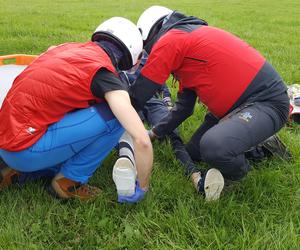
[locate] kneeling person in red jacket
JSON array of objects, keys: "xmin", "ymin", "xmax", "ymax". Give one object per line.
[{"xmin": 130, "ymin": 6, "xmax": 290, "ymax": 200}]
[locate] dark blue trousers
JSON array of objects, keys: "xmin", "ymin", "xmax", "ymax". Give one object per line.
[{"xmin": 186, "ymin": 94, "xmax": 289, "ymax": 180}]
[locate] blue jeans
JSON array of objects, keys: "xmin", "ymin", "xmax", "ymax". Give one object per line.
[
  {"xmin": 141, "ymin": 97, "xmax": 170, "ymax": 125},
  {"xmin": 0, "ymin": 103, "xmax": 124, "ymax": 183},
  {"xmin": 141, "ymin": 97, "xmax": 198, "ymax": 176}
]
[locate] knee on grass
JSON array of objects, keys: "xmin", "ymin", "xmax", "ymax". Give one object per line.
[{"xmin": 199, "ymin": 133, "xmax": 231, "ymax": 165}]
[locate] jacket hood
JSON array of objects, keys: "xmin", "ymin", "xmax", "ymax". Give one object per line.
[{"xmin": 144, "ymin": 11, "xmax": 208, "ymax": 54}]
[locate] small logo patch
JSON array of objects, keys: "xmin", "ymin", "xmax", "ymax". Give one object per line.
[
  {"xmin": 239, "ymin": 112, "xmax": 252, "ymax": 122},
  {"xmin": 26, "ymin": 127, "xmax": 36, "ymax": 135}
]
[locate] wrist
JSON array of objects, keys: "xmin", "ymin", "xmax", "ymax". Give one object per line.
[
  {"xmin": 137, "ymin": 180, "xmax": 149, "ymax": 192},
  {"xmin": 152, "ymin": 127, "xmax": 158, "ymax": 134},
  {"xmin": 140, "ymin": 186, "xmax": 149, "ymax": 192},
  {"xmin": 148, "ymin": 129, "xmax": 157, "ymax": 140}
]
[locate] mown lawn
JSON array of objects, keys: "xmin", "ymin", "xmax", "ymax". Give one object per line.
[{"xmin": 0, "ymin": 0, "xmax": 300, "ymax": 249}]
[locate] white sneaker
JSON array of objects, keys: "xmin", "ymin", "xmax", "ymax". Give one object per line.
[
  {"xmin": 112, "ymin": 157, "xmax": 136, "ymax": 196},
  {"xmin": 191, "ymin": 168, "xmax": 224, "ymax": 201}
]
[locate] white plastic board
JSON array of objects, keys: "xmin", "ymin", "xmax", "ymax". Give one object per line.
[{"xmin": 0, "ymin": 65, "xmax": 27, "ymax": 107}]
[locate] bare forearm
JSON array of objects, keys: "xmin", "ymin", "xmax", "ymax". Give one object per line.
[
  {"xmin": 104, "ymin": 90, "xmax": 154, "ymax": 190},
  {"xmin": 134, "ymin": 140, "xmax": 153, "ymax": 189}
]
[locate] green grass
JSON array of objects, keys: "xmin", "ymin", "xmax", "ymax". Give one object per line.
[{"xmin": 1, "ymin": 0, "xmax": 300, "ymax": 249}]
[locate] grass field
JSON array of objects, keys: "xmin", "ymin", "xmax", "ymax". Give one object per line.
[{"xmin": 1, "ymin": 0, "xmax": 300, "ymax": 249}]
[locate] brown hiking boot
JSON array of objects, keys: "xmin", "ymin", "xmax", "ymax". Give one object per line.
[
  {"xmin": 0, "ymin": 166, "xmax": 20, "ymax": 191},
  {"xmin": 49, "ymin": 174, "xmax": 101, "ymax": 200}
]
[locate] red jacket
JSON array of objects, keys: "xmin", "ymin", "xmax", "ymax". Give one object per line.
[
  {"xmin": 141, "ymin": 26, "xmax": 266, "ymax": 117},
  {"xmin": 0, "ymin": 42, "xmax": 115, "ymax": 151}
]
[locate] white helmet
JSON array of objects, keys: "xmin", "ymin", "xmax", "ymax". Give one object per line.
[
  {"xmin": 137, "ymin": 6, "xmax": 172, "ymax": 43},
  {"xmin": 92, "ymin": 17, "xmax": 143, "ymax": 70}
]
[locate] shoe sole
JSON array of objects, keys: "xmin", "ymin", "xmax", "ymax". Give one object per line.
[
  {"xmin": 112, "ymin": 158, "xmax": 136, "ymax": 180},
  {"xmin": 112, "ymin": 158, "xmax": 136, "ymax": 196},
  {"xmin": 204, "ymin": 168, "xmax": 224, "ymax": 201},
  {"xmin": 50, "ymin": 178, "xmax": 71, "ymax": 199}
]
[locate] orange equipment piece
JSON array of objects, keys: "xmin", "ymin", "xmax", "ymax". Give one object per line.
[{"xmin": 0, "ymin": 54, "xmax": 37, "ymax": 66}]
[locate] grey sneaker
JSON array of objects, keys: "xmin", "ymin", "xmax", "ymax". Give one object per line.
[
  {"xmin": 191, "ymin": 168, "xmax": 224, "ymax": 201},
  {"xmin": 260, "ymin": 134, "xmax": 292, "ymax": 162}
]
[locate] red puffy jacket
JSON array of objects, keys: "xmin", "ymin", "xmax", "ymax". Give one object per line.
[
  {"xmin": 141, "ymin": 26, "xmax": 266, "ymax": 117},
  {"xmin": 0, "ymin": 42, "xmax": 115, "ymax": 151}
]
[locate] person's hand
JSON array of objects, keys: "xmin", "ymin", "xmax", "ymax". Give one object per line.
[
  {"xmin": 163, "ymin": 97, "xmax": 173, "ymax": 110},
  {"xmin": 148, "ymin": 129, "xmax": 157, "ymax": 141},
  {"xmin": 118, "ymin": 181, "xmax": 148, "ymax": 204}
]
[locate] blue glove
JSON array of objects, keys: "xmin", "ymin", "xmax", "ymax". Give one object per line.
[{"xmin": 118, "ymin": 181, "xmax": 147, "ymax": 204}]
